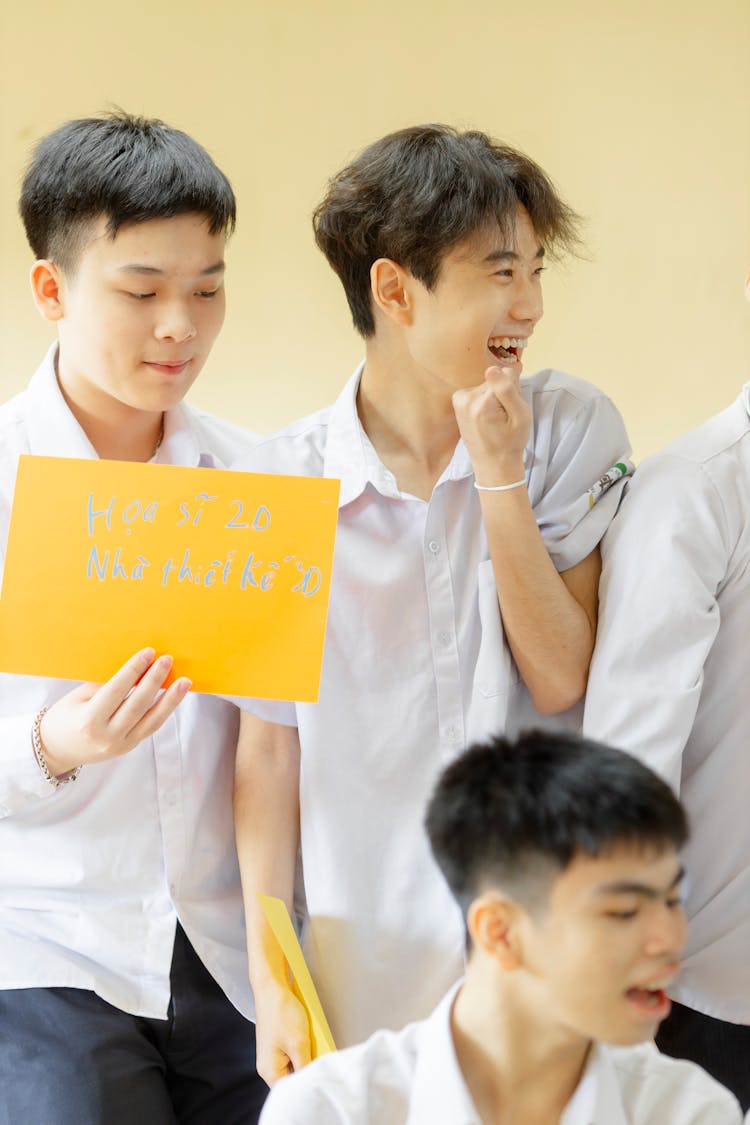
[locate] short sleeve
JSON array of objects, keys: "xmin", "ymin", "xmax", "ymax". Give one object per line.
[
  {"xmin": 583, "ymin": 454, "xmax": 730, "ymax": 791},
  {"xmin": 528, "ymin": 379, "xmax": 633, "ymax": 571},
  {"xmin": 223, "ymin": 694, "xmax": 298, "ymax": 727}
]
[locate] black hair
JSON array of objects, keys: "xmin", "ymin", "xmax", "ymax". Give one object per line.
[
  {"xmin": 19, "ymin": 110, "xmax": 236, "ymax": 271},
  {"xmin": 425, "ymin": 729, "xmax": 688, "ymax": 918},
  {"xmin": 313, "ymin": 124, "xmax": 581, "ymax": 337}
]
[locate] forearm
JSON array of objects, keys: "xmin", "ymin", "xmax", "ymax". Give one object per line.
[
  {"xmin": 479, "ymin": 485, "xmax": 598, "ymax": 714},
  {"xmin": 234, "ymin": 712, "xmax": 301, "ymax": 993}
]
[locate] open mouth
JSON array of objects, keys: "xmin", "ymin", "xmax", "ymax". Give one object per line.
[
  {"xmin": 625, "ymin": 981, "xmax": 672, "ymax": 1019},
  {"xmin": 488, "ymin": 336, "xmax": 526, "ymax": 363}
]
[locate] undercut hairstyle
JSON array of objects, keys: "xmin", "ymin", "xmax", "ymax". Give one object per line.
[
  {"xmin": 425, "ymin": 730, "xmax": 688, "ymax": 919},
  {"xmin": 20, "ymin": 111, "xmax": 236, "ymax": 273},
  {"xmin": 313, "ymin": 124, "xmax": 581, "ymax": 337}
]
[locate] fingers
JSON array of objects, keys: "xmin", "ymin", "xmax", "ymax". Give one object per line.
[
  {"xmin": 91, "ymin": 647, "xmax": 158, "ymax": 717},
  {"xmin": 484, "ymin": 364, "xmax": 522, "ymax": 413},
  {"xmin": 127, "ymin": 674, "xmax": 192, "ymax": 744}
]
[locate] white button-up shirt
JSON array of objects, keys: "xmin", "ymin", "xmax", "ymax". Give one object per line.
[
  {"xmin": 237, "ymin": 364, "xmax": 631, "ymax": 1046},
  {"xmin": 259, "ymin": 984, "xmax": 743, "ymax": 1124},
  {"xmin": 0, "ymin": 346, "xmax": 258, "ymax": 1019},
  {"xmin": 584, "ymin": 385, "xmax": 750, "ymax": 1025}
]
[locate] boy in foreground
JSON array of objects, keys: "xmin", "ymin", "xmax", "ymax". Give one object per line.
[
  {"xmin": 0, "ymin": 114, "xmax": 266, "ymax": 1122},
  {"xmin": 234, "ymin": 125, "xmax": 633, "ymax": 1074},
  {"xmin": 259, "ymin": 731, "xmax": 742, "ymax": 1124},
  {"xmin": 584, "ymin": 274, "xmax": 750, "ymax": 1109}
]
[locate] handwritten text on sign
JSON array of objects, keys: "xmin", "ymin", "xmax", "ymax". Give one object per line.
[{"xmin": 0, "ymin": 456, "xmax": 340, "ymax": 699}]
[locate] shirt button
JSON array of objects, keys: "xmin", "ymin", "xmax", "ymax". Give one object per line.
[
  {"xmin": 428, "ymin": 540, "xmax": 441, "ymax": 554},
  {"xmin": 443, "ymin": 724, "xmax": 459, "ymax": 741},
  {"xmin": 438, "ymin": 631, "xmax": 451, "ymax": 647}
]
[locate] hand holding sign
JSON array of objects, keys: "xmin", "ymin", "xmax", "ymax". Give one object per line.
[{"xmin": 39, "ymin": 647, "xmax": 190, "ymax": 777}]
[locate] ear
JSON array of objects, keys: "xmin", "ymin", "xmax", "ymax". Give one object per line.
[
  {"xmin": 370, "ymin": 258, "xmax": 412, "ymax": 327},
  {"xmin": 30, "ymin": 260, "xmax": 66, "ymax": 323},
  {"xmin": 467, "ymin": 893, "xmax": 524, "ymax": 971}
]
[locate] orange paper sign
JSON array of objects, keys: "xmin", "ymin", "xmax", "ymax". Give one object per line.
[{"xmin": 0, "ymin": 456, "xmax": 339, "ymax": 699}]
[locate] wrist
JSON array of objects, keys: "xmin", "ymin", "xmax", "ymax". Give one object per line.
[
  {"xmin": 472, "ymin": 455, "xmax": 526, "ymax": 489},
  {"xmin": 33, "ymin": 709, "xmax": 82, "ymax": 787}
]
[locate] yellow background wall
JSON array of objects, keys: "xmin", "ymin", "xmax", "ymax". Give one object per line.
[{"xmin": 1, "ymin": 0, "xmax": 749, "ymax": 459}]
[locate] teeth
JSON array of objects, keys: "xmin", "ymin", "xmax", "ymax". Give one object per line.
[{"xmin": 488, "ymin": 336, "xmax": 527, "ymax": 350}]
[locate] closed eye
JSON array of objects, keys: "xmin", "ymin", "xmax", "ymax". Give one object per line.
[
  {"xmin": 196, "ymin": 289, "xmax": 220, "ymax": 298},
  {"xmin": 127, "ymin": 292, "xmax": 156, "ymax": 300}
]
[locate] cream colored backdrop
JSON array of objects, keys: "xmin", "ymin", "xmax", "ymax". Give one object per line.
[{"xmin": 1, "ymin": 0, "xmax": 749, "ymax": 458}]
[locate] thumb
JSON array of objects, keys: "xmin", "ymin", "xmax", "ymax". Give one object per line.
[{"xmin": 288, "ymin": 1027, "xmax": 313, "ymax": 1072}]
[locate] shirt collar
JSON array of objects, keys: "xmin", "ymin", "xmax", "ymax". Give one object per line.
[
  {"xmin": 406, "ymin": 985, "xmax": 630, "ymax": 1125},
  {"xmin": 406, "ymin": 983, "xmax": 482, "ymax": 1125},
  {"xmin": 24, "ymin": 343, "xmax": 208, "ymax": 468},
  {"xmin": 322, "ymin": 362, "xmax": 477, "ymax": 509},
  {"xmin": 560, "ymin": 1042, "xmax": 629, "ymax": 1125}
]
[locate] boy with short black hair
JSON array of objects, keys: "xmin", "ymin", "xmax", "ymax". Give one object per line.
[
  {"xmin": 0, "ymin": 112, "xmax": 266, "ymax": 1123},
  {"xmin": 259, "ymin": 731, "xmax": 742, "ymax": 1123},
  {"xmin": 234, "ymin": 125, "xmax": 633, "ymax": 1077}
]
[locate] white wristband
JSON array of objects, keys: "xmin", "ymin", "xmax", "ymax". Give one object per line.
[{"xmin": 473, "ymin": 478, "xmax": 527, "ymax": 492}]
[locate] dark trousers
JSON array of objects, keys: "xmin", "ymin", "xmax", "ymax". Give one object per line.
[
  {"xmin": 656, "ymin": 999, "xmax": 750, "ymax": 1112},
  {"xmin": 0, "ymin": 924, "xmax": 268, "ymax": 1125}
]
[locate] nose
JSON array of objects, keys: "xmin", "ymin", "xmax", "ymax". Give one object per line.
[
  {"xmin": 154, "ymin": 301, "xmax": 197, "ymax": 344},
  {"xmin": 643, "ymin": 902, "xmax": 687, "ymax": 960},
  {"xmin": 509, "ymin": 275, "xmax": 543, "ymax": 325}
]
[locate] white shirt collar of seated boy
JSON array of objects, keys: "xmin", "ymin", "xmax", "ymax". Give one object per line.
[
  {"xmin": 406, "ymin": 983, "xmax": 614, "ymax": 1125},
  {"xmin": 23, "ymin": 344, "xmax": 211, "ymax": 469}
]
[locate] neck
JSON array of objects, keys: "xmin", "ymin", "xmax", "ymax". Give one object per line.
[
  {"xmin": 358, "ymin": 338, "xmax": 461, "ymax": 499},
  {"xmin": 55, "ymin": 359, "xmax": 164, "ymax": 463},
  {"xmin": 451, "ymin": 970, "xmax": 592, "ymax": 1125}
]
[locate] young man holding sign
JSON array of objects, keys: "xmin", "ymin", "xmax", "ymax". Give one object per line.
[
  {"xmin": 0, "ymin": 114, "xmax": 267, "ymax": 1122},
  {"xmin": 234, "ymin": 126, "xmax": 633, "ymax": 1076}
]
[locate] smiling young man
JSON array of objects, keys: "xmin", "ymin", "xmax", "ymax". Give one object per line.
[
  {"xmin": 0, "ymin": 114, "xmax": 266, "ymax": 1123},
  {"xmin": 233, "ymin": 125, "xmax": 634, "ymax": 1076},
  {"xmin": 258, "ymin": 731, "xmax": 742, "ymax": 1124}
]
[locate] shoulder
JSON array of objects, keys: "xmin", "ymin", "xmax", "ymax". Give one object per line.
[
  {"xmin": 523, "ymin": 369, "xmax": 629, "ymax": 463},
  {"xmin": 606, "ymin": 1042, "xmax": 742, "ymax": 1123},
  {"xmin": 0, "ymin": 389, "xmax": 31, "ymax": 501},
  {"xmin": 524, "ymin": 368, "xmax": 623, "ymax": 428},
  {"xmin": 260, "ymin": 1023, "xmax": 420, "ymax": 1125},
  {"xmin": 0, "ymin": 386, "xmax": 30, "ymax": 442},
  {"xmin": 181, "ymin": 404, "xmax": 261, "ymax": 465},
  {"xmin": 615, "ymin": 398, "xmax": 750, "ymax": 541},
  {"xmin": 232, "ymin": 404, "xmax": 334, "ymax": 476}
]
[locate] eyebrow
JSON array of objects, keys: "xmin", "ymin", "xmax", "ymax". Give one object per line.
[
  {"xmin": 481, "ymin": 245, "xmax": 545, "ymax": 264},
  {"xmin": 594, "ymin": 866, "xmax": 685, "ymax": 899},
  {"xmin": 116, "ymin": 261, "xmax": 226, "ymax": 277}
]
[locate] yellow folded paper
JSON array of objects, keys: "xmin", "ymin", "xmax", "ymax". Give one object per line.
[{"xmin": 258, "ymin": 894, "xmax": 336, "ymax": 1058}]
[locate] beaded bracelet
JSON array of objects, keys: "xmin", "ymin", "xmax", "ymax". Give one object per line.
[
  {"xmin": 473, "ymin": 478, "xmax": 527, "ymax": 492},
  {"xmin": 32, "ymin": 707, "xmax": 82, "ymax": 789}
]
